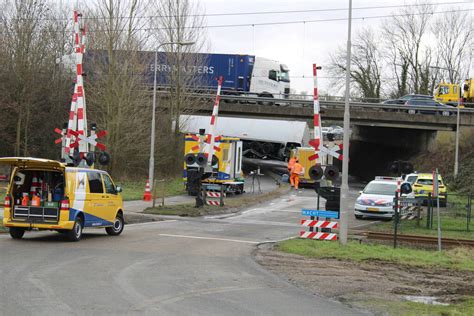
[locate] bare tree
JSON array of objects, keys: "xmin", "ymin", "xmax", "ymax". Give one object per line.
[
  {"xmin": 84, "ymin": 0, "xmax": 153, "ymax": 176},
  {"xmin": 151, "ymin": 0, "xmax": 209, "ymax": 174},
  {"xmin": 382, "ymin": 2, "xmax": 436, "ymax": 95},
  {"xmin": 329, "ymin": 27, "xmax": 383, "ymax": 102},
  {"xmin": 0, "ymin": 0, "xmax": 71, "ymax": 157},
  {"xmin": 432, "ymin": 9, "xmax": 473, "ymax": 83}
]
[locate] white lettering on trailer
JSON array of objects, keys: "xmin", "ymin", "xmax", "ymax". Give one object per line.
[{"xmin": 150, "ymin": 64, "xmax": 215, "ymax": 74}]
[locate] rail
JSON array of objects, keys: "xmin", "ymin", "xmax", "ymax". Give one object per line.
[{"xmin": 362, "ymin": 231, "xmax": 474, "ymax": 247}]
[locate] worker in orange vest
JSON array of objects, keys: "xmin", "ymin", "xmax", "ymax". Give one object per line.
[
  {"xmin": 287, "ymin": 157, "xmax": 296, "ymax": 172},
  {"xmin": 290, "ymin": 158, "xmax": 304, "ymax": 190}
]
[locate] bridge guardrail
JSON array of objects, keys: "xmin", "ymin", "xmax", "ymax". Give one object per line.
[{"xmin": 155, "ymin": 90, "xmax": 474, "ymax": 116}]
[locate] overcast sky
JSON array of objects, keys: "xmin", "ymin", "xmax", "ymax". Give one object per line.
[{"xmin": 198, "ymin": 0, "xmax": 472, "ymax": 94}]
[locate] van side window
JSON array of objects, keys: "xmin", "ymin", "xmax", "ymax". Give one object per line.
[
  {"xmin": 88, "ymin": 172, "xmax": 104, "ymax": 193},
  {"xmin": 102, "ymin": 174, "xmax": 116, "ymax": 194}
]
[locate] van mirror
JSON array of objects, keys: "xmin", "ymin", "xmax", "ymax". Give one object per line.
[
  {"xmin": 400, "ymin": 182, "xmax": 412, "ymax": 194},
  {"xmin": 116, "ymin": 186, "xmax": 123, "ymax": 193},
  {"xmin": 359, "ymin": 190, "xmax": 363, "ymax": 195}
]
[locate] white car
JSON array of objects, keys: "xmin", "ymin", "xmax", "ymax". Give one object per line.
[{"xmin": 354, "ymin": 177, "xmax": 414, "ymax": 220}]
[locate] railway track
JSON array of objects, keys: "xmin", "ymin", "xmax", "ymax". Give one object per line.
[{"xmin": 363, "ymin": 231, "xmax": 474, "ymax": 247}]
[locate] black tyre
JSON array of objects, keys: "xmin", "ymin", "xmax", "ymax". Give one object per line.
[
  {"xmin": 355, "ymin": 215, "xmax": 363, "ymax": 220},
  {"xmin": 9, "ymin": 227, "xmax": 25, "ymax": 239},
  {"xmin": 67, "ymin": 217, "xmax": 83, "ymax": 242},
  {"xmin": 106, "ymin": 214, "xmax": 124, "ymax": 236}
]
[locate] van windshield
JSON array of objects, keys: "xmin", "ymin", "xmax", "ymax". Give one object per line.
[
  {"xmin": 363, "ymin": 182, "xmax": 397, "ymax": 195},
  {"xmin": 406, "ymin": 176, "xmax": 417, "ymax": 184}
]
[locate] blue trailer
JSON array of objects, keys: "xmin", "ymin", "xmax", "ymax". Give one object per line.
[
  {"xmin": 148, "ymin": 53, "xmax": 256, "ymax": 93},
  {"xmin": 84, "ymin": 50, "xmax": 290, "ymax": 98}
]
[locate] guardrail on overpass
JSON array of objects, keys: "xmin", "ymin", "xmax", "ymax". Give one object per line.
[{"xmin": 163, "ymin": 93, "xmax": 474, "ymax": 131}]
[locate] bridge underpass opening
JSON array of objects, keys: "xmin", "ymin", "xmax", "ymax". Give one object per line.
[{"xmin": 348, "ymin": 125, "xmax": 437, "ymax": 180}]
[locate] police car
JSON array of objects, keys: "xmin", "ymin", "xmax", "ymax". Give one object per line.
[{"xmin": 354, "ymin": 176, "xmax": 414, "ymax": 220}]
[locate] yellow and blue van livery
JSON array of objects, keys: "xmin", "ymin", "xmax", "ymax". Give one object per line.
[
  {"xmin": 183, "ymin": 134, "xmax": 244, "ymax": 194},
  {"xmin": 1, "ymin": 157, "xmax": 124, "ymax": 241}
]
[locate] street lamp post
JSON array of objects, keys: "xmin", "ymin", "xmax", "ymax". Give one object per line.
[
  {"xmin": 149, "ymin": 41, "xmax": 195, "ymax": 192},
  {"xmin": 430, "ymin": 66, "xmax": 462, "ymax": 178},
  {"xmin": 339, "ymin": 0, "xmax": 352, "ymax": 246}
]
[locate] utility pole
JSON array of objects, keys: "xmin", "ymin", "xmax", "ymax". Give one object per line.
[
  {"xmin": 454, "ymin": 97, "xmax": 461, "ymax": 177},
  {"xmin": 339, "ymin": 0, "xmax": 352, "ymax": 246},
  {"xmin": 429, "ymin": 66, "xmax": 462, "ymax": 178},
  {"xmin": 148, "ymin": 41, "xmax": 194, "ymax": 191}
]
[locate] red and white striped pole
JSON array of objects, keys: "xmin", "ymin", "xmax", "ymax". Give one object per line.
[
  {"xmin": 207, "ymin": 76, "xmax": 223, "ymax": 167},
  {"xmin": 65, "ymin": 7, "xmax": 88, "ymax": 157},
  {"xmin": 312, "ymin": 64, "xmax": 323, "ymax": 155}
]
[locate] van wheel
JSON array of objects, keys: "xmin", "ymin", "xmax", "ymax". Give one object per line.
[
  {"xmin": 106, "ymin": 214, "xmax": 124, "ymax": 236},
  {"xmin": 67, "ymin": 217, "xmax": 83, "ymax": 242},
  {"xmin": 9, "ymin": 227, "xmax": 25, "ymax": 239},
  {"xmin": 355, "ymin": 215, "xmax": 363, "ymax": 220}
]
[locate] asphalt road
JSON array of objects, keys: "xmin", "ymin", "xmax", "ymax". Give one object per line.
[{"xmin": 0, "ymin": 184, "xmax": 371, "ymax": 315}]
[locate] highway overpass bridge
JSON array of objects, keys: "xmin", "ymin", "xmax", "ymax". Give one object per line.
[
  {"xmin": 197, "ymin": 95, "xmax": 474, "ymax": 131},
  {"xmin": 165, "ymin": 93, "xmax": 474, "ymax": 178}
]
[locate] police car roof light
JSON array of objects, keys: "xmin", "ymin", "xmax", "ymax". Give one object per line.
[{"xmin": 374, "ymin": 176, "xmax": 401, "ymax": 181}]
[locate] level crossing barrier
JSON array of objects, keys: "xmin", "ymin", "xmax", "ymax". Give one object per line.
[
  {"xmin": 202, "ymin": 184, "xmax": 225, "ymax": 207},
  {"xmin": 300, "ymin": 209, "xmax": 339, "ymax": 241}
]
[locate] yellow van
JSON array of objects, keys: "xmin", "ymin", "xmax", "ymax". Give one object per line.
[
  {"xmin": 405, "ymin": 172, "xmax": 447, "ymax": 205},
  {"xmin": 1, "ymin": 157, "xmax": 124, "ymax": 241}
]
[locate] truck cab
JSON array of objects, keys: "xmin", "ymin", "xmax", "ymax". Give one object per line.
[
  {"xmin": 434, "ymin": 82, "xmax": 459, "ymax": 106},
  {"xmin": 250, "ymin": 57, "xmax": 290, "ymax": 99},
  {"xmin": 435, "ymin": 79, "xmax": 474, "ymax": 107},
  {"xmin": 1, "ymin": 157, "xmax": 124, "ymax": 241}
]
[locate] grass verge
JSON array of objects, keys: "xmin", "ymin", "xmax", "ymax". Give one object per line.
[
  {"xmin": 115, "ymin": 177, "xmax": 186, "ymax": 201},
  {"xmin": 144, "ymin": 185, "xmax": 289, "ymax": 217},
  {"xmin": 277, "ymin": 239, "xmax": 474, "ymax": 271}
]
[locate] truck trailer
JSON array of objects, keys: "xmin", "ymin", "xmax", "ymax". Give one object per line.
[
  {"xmin": 147, "ymin": 53, "xmax": 290, "ymax": 99},
  {"xmin": 180, "ymin": 115, "xmax": 310, "ymax": 162},
  {"xmin": 83, "ymin": 51, "xmax": 290, "ymax": 100}
]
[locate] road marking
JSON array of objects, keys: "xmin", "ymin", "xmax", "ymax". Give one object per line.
[
  {"xmin": 127, "ymin": 220, "xmax": 177, "ymax": 227},
  {"xmin": 228, "ymin": 219, "xmax": 300, "ymax": 227},
  {"xmin": 159, "ymin": 233, "xmax": 260, "ymax": 244},
  {"xmin": 270, "ymin": 209, "xmax": 300, "ymax": 213}
]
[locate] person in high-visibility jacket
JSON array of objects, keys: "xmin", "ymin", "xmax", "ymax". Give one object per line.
[
  {"xmin": 287, "ymin": 157, "xmax": 296, "ymax": 172},
  {"xmin": 290, "ymin": 159, "xmax": 304, "ymax": 190}
]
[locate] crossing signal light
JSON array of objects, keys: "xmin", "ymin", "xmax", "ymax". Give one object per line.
[
  {"xmin": 185, "ymin": 153, "xmax": 196, "ymax": 165},
  {"xmin": 98, "ymin": 151, "xmax": 110, "ymax": 165},
  {"xmin": 196, "ymin": 153, "xmax": 208, "ymax": 166},
  {"xmin": 308, "ymin": 165, "xmax": 324, "ymax": 180},
  {"xmin": 324, "ymin": 165, "xmax": 340, "ymax": 181}
]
